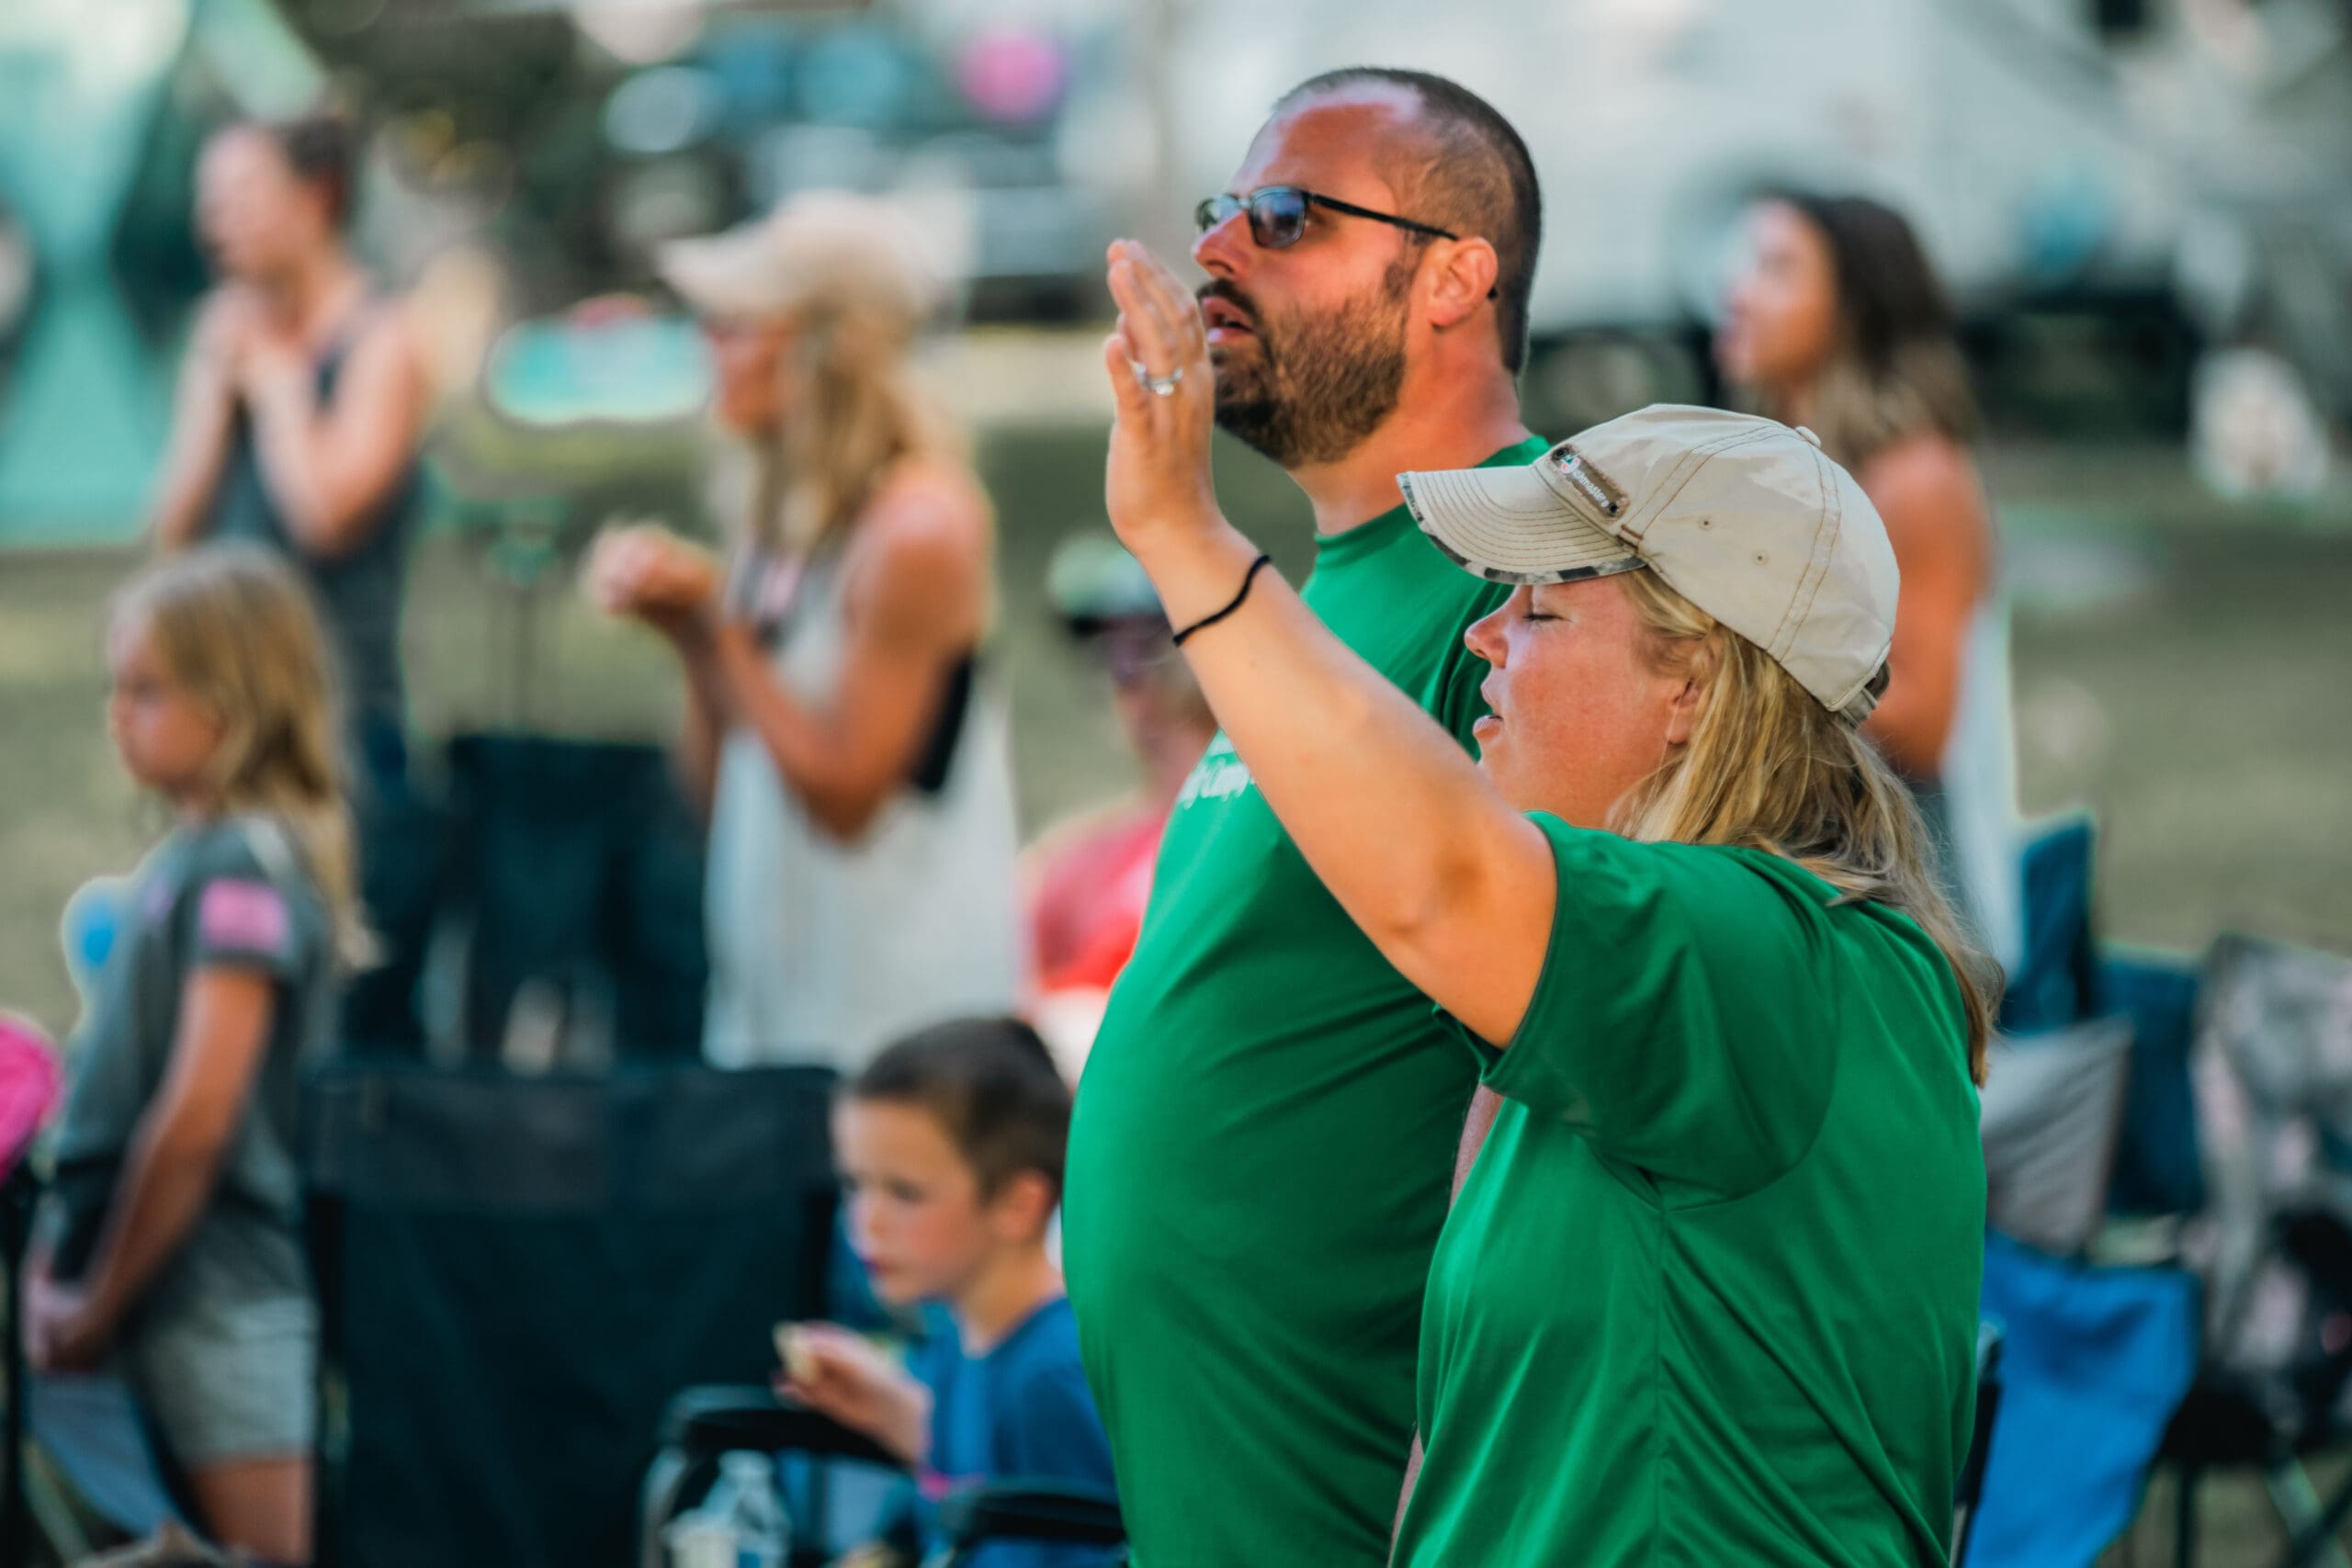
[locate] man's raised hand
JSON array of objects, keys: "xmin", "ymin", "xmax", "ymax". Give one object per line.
[{"xmin": 1102, "ymin": 240, "xmax": 1220, "ymax": 558}]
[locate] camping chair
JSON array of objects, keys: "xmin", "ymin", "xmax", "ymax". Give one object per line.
[
  {"xmin": 639, "ymin": 1385, "xmax": 905, "ymax": 1566},
  {"xmin": 1963, "ymin": 815, "xmax": 2208, "ymax": 1566},
  {"xmin": 1952, "ymin": 1322, "xmax": 2005, "ymax": 1567},
  {"xmin": 1972, "ymin": 1234, "xmax": 2201, "ymax": 1568},
  {"xmin": 639, "ymin": 1385, "xmax": 1124, "ymax": 1568},
  {"xmin": 1982, "ymin": 812, "xmax": 2140, "ymax": 1259},
  {"xmin": 439, "ymin": 735, "xmax": 709, "ymax": 1066},
  {"xmin": 2098, "ymin": 948, "xmax": 2208, "ymax": 1225},
  {"xmin": 1981, "ymin": 1016, "xmax": 2135, "ymax": 1256},
  {"xmin": 1995, "ymin": 813, "xmax": 2211, "ymax": 1227},
  {"xmin": 935, "ymin": 1480, "xmax": 1125, "ymax": 1566},
  {"xmin": 1972, "ymin": 1045, "xmax": 2205, "ymax": 1568},
  {"xmin": 2165, "ymin": 932, "xmax": 2352, "ymax": 1568},
  {"xmin": 303, "ymin": 1059, "xmax": 842, "ymax": 1568}
]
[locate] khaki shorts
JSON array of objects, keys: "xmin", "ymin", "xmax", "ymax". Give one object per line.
[
  {"xmin": 119, "ymin": 1287, "xmax": 317, "ymax": 1465},
  {"xmin": 115, "ymin": 1209, "xmax": 317, "ymax": 1469}
]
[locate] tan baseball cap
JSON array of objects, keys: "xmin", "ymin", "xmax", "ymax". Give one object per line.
[
  {"xmin": 657, "ymin": 189, "xmax": 944, "ymax": 333},
  {"xmin": 1397, "ymin": 404, "xmax": 1899, "ymax": 724}
]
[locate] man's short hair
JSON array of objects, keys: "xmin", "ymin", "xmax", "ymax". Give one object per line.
[
  {"xmin": 847, "ymin": 1016, "xmax": 1070, "ymax": 1201},
  {"xmin": 1278, "ymin": 68, "xmax": 1543, "ymax": 375}
]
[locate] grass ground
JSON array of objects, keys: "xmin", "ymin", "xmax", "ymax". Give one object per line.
[{"xmin": 2, "ymin": 426, "xmax": 2348, "ymax": 1561}]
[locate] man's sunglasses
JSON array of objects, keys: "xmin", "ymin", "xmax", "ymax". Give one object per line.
[
  {"xmin": 1194, "ymin": 186, "xmax": 1497, "ymax": 299},
  {"xmin": 1194, "ymin": 186, "xmax": 1460, "ymax": 250}
]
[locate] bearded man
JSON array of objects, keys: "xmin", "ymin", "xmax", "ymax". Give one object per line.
[{"xmin": 1061, "ymin": 67, "xmax": 1549, "ymax": 1568}]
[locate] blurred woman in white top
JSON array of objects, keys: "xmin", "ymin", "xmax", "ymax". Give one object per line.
[
  {"xmin": 1716, "ymin": 191, "xmax": 2024, "ymax": 975},
  {"xmin": 587, "ymin": 192, "xmax": 1021, "ymax": 1068}
]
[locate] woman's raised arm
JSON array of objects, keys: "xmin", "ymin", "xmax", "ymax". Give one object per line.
[{"xmin": 1101, "ymin": 241, "xmax": 1554, "ymax": 1045}]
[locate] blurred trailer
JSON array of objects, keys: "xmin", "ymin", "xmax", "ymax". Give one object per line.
[{"xmin": 1139, "ymin": 0, "xmax": 2352, "ymax": 430}]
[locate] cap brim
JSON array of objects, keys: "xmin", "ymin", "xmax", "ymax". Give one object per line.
[
  {"xmin": 1398, "ymin": 464, "xmax": 1645, "ymax": 585},
  {"xmin": 656, "ymin": 229, "xmax": 789, "ymax": 320}
]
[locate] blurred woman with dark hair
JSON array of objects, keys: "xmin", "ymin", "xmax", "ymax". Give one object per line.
[
  {"xmin": 152, "ymin": 113, "xmax": 428, "ymax": 789},
  {"xmin": 151, "ymin": 112, "xmax": 432, "ymax": 1047},
  {"xmin": 1716, "ymin": 192, "xmax": 2022, "ymax": 972}
]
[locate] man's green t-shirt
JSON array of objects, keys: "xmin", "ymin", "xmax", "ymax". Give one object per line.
[
  {"xmin": 1395, "ymin": 816, "xmax": 1986, "ymax": 1568},
  {"xmin": 1062, "ymin": 439, "xmax": 1541, "ymax": 1568}
]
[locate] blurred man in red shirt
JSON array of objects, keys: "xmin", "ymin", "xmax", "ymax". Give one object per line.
[{"xmin": 1024, "ymin": 535, "xmax": 1216, "ymax": 1048}]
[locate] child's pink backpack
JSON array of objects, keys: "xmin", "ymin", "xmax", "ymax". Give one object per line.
[{"xmin": 0, "ymin": 1012, "xmax": 62, "ymax": 1173}]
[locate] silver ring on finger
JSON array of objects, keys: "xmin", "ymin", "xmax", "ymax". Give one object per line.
[{"xmin": 1147, "ymin": 367, "xmax": 1184, "ymax": 397}]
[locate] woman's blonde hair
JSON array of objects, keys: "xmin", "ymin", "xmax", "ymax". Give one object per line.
[
  {"xmin": 110, "ymin": 545, "xmax": 372, "ymax": 969},
  {"xmin": 1612, "ymin": 569, "xmax": 1996, "ymax": 1083},
  {"xmin": 743, "ymin": 302, "xmax": 959, "ymax": 557}
]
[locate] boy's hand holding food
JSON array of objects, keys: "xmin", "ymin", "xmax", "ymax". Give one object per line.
[{"xmin": 774, "ymin": 1321, "xmax": 930, "ymax": 1466}]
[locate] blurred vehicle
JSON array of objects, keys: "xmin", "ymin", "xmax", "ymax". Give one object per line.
[
  {"xmin": 1146, "ymin": 0, "xmax": 2352, "ymax": 434},
  {"xmin": 587, "ymin": 11, "xmax": 1120, "ymax": 321}
]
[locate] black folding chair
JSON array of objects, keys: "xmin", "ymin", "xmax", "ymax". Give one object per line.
[
  {"xmin": 639, "ymin": 1385, "xmax": 903, "ymax": 1567},
  {"xmin": 2163, "ymin": 1203, "xmax": 2352, "ymax": 1568},
  {"xmin": 1951, "ymin": 1320, "xmax": 2005, "ymax": 1567},
  {"xmin": 305, "ymin": 1061, "xmax": 842, "ymax": 1568},
  {"xmin": 2162, "ymin": 934, "xmax": 2352, "ymax": 1568},
  {"xmin": 938, "ymin": 1478, "xmax": 1125, "ymax": 1563},
  {"xmin": 640, "ymin": 1386, "xmax": 1124, "ymax": 1568}
]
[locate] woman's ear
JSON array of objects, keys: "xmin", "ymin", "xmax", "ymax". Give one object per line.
[{"xmin": 1662, "ymin": 675, "xmax": 1703, "ymax": 747}]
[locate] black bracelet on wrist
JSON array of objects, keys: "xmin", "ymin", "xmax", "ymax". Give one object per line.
[{"xmin": 1170, "ymin": 553, "xmax": 1275, "ymax": 647}]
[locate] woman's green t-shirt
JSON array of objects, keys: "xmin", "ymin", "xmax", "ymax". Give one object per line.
[{"xmin": 1395, "ymin": 816, "xmax": 1985, "ymax": 1568}]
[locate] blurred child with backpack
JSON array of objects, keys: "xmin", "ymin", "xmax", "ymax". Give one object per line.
[{"xmin": 27, "ymin": 544, "xmax": 365, "ymax": 1563}]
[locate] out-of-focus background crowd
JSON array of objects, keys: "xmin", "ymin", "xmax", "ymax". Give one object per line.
[
  {"xmin": 4, "ymin": 0, "xmax": 2346, "ymax": 1035},
  {"xmin": 2, "ymin": 1, "xmax": 2350, "ymax": 1564}
]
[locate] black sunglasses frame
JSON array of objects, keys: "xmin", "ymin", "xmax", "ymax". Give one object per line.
[
  {"xmin": 1193, "ymin": 186, "xmax": 1459, "ymax": 249},
  {"xmin": 1193, "ymin": 186, "xmax": 1498, "ymax": 299}
]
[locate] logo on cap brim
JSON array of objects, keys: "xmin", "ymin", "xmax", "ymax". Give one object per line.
[{"xmin": 1548, "ymin": 446, "xmax": 1626, "ymax": 519}]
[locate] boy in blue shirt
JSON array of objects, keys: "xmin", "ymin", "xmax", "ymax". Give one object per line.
[{"xmin": 779, "ymin": 1018, "xmax": 1115, "ymax": 1567}]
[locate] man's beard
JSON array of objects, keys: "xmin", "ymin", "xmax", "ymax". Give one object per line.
[{"xmin": 1204, "ymin": 257, "xmax": 1413, "ymax": 468}]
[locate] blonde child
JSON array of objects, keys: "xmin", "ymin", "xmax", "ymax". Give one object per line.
[{"xmin": 28, "ymin": 543, "xmax": 366, "ymax": 1563}]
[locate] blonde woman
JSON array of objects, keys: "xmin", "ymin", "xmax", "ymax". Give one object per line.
[
  {"xmin": 1715, "ymin": 191, "xmax": 2022, "ymax": 970},
  {"xmin": 1092, "ymin": 243, "xmax": 1992, "ymax": 1565},
  {"xmin": 587, "ymin": 193, "xmax": 1021, "ymax": 1069},
  {"xmin": 28, "ymin": 544, "xmax": 366, "ymax": 1562}
]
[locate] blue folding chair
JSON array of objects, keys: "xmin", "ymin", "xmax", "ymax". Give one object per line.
[
  {"xmin": 1969, "ymin": 813, "xmax": 2210, "ymax": 1565},
  {"xmin": 1971, "ymin": 1235, "xmax": 2201, "ymax": 1567}
]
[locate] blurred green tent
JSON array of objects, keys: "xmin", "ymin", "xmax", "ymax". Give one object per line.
[{"xmin": 0, "ymin": 0, "xmax": 322, "ymax": 547}]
